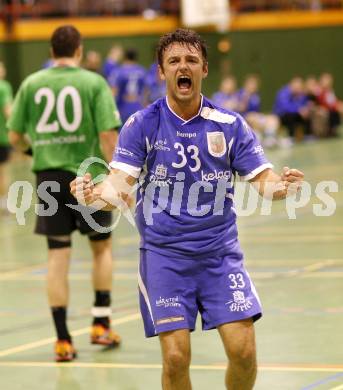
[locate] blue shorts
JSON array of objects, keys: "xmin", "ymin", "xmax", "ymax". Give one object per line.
[{"xmin": 138, "ymin": 249, "xmax": 262, "ymax": 337}]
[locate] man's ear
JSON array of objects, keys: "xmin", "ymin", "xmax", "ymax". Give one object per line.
[
  {"xmin": 158, "ymin": 64, "xmax": 166, "ymax": 81},
  {"xmin": 75, "ymin": 45, "xmax": 83, "ymax": 64},
  {"xmin": 203, "ymin": 62, "xmax": 209, "ymax": 79}
]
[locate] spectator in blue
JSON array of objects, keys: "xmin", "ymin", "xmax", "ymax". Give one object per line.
[
  {"xmin": 110, "ymin": 48, "xmax": 147, "ymax": 124},
  {"xmin": 236, "ymin": 74, "xmax": 261, "ymax": 115},
  {"xmin": 102, "ymin": 45, "xmax": 123, "ymax": 82},
  {"xmin": 273, "ymin": 77, "xmax": 310, "ymax": 139},
  {"xmin": 211, "ymin": 75, "xmax": 239, "ymax": 111},
  {"xmin": 238, "ymin": 75, "xmax": 280, "ymax": 148}
]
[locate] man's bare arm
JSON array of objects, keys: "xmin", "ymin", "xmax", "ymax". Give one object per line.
[
  {"xmin": 70, "ymin": 169, "xmax": 137, "ymax": 211},
  {"xmin": 8, "ymin": 130, "xmax": 31, "ymax": 153},
  {"xmin": 99, "ymin": 130, "xmax": 118, "ymax": 163},
  {"xmin": 4, "ymin": 103, "xmax": 12, "ymax": 120}
]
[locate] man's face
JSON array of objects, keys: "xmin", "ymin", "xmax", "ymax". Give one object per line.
[
  {"xmin": 245, "ymin": 78, "xmax": 258, "ymax": 94},
  {"xmin": 221, "ymin": 78, "xmax": 236, "ymax": 94},
  {"xmin": 320, "ymin": 73, "xmax": 333, "ymax": 89},
  {"xmin": 158, "ymin": 42, "xmax": 208, "ymax": 104},
  {"xmin": 290, "ymin": 78, "xmax": 304, "ymax": 95}
]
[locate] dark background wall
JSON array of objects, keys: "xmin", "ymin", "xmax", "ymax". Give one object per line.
[{"xmin": 1, "ymin": 26, "xmax": 343, "ymax": 111}]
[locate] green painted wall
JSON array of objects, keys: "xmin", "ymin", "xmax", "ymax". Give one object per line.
[
  {"xmin": 1, "ymin": 25, "xmax": 343, "ymax": 111},
  {"xmin": 220, "ymin": 26, "xmax": 343, "ymax": 110}
]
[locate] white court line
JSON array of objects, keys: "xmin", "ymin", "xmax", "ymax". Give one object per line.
[
  {"xmin": 0, "ymin": 272, "xmax": 138, "ymax": 281},
  {"xmin": 0, "ymin": 362, "xmax": 342, "ymax": 373},
  {"xmin": 301, "ymin": 272, "xmax": 343, "ymax": 279},
  {"xmin": 0, "ymin": 263, "xmax": 48, "ymax": 279},
  {"xmin": 2, "ymin": 257, "xmax": 341, "ymax": 281},
  {"xmin": 247, "ymin": 259, "xmax": 339, "ymax": 280},
  {"xmin": 1, "ymin": 259, "xmax": 340, "ymax": 282},
  {"xmin": 281, "ymin": 260, "xmax": 337, "ymax": 277},
  {"xmin": 2, "ymin": 270, "xmax": 343, "ymax": 282},
  {"xmin": 330, "ymin": 385, "xmax": 343, "ymax": 390},
  {"xmin": 0, "ymin": 312, "xmax": 140, "ymax": 358}
]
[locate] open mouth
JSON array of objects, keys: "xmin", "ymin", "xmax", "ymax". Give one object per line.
[{"xmin": 177, "ymin": 75, "xmax": 192, "ymax": 90}]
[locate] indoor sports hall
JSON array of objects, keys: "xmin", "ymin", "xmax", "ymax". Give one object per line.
[{"xmin": 0, "ymin": 1, "xmax": 342, "ymax": 389}]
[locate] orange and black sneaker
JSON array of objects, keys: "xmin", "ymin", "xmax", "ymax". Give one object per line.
[
  {"xmin": 90, "ymin": 324, "xmax": 121, "ymax": 347},
  {"xmin": 55, "ymin": 340, "xmax": 77, "ymax": 362}
]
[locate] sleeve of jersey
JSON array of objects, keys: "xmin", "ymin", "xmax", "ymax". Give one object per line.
[
  {"xmin": 109, "ymin": 115, "xmax": 146, "ymax": 179},
  {"xmin": 6, "ymin": 83, "xmax": 26, "ymax": 133},
  {"xmin": 94, "ymin": 78, "xmax": 122, "ymax": 132},
  {"xmin": 231, "ymin": 117, "xmax": 273, "ymax": 181}
]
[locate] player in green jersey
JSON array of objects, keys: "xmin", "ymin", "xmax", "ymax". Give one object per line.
[
  {"xmin": 0, "ymin": 61, "xmax": 13, "ymax": 211},
  {"xmin": 7, "ymin": 25, "xmax": 122, "ymax": 362}
]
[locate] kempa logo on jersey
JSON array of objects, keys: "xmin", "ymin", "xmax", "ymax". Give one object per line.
[
  {"xmin": 201, "ymin": 169, "xmax": 231, "ymax": 182},
  {"xmin": 226, "ymin": 291, "xmax": 253, "ymax": 313},
  {"xmin": 156, "ymin": 296, "xmax": 181, "ymax": 308},
  {"xmin": 176, "ymin": 130, "xmax": 196, "ymax": 138}
]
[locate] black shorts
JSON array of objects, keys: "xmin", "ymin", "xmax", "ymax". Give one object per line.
[
  {"xmin": 0, "ymin": 146, "xmax": 11, "ymax": 163},
  {"xmin": 35, "ymin": 169, "xmax": 112, "ymax": 237}
]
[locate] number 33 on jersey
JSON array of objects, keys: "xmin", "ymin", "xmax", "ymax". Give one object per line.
[{"xmin": 111, "ymin": 96, "xmax": 272, "ymax": 257}]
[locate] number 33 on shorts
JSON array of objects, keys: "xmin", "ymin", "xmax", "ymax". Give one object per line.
[{"xmin": 228, "ymin": 273, "xmax": 246, "ymax": 289}]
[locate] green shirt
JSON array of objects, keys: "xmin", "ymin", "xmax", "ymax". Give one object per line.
[
  {"xmin": 0, "ymin": 79, "xmax": 13, "ymax": 146},
  {"xmin": 7, "ymin": 66, "xmax": 121, "ymax": 177}
]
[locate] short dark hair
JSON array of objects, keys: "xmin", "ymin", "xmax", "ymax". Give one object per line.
[
  {"xmin": 124, "ymin": 48, "xmax": 138, "ymax": 62},
  {"xmin": 157, "ymin": 28, "xmax": 208, "ymax": 68},
  {"xmin": 51, "ymin": 25, "xmax": 81, "ymax": 58}
]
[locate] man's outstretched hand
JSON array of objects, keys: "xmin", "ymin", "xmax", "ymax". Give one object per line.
[
  {"xmin": 70, "ymin": 173, "xmax": 99, "ymax": 206},
  {"xmin": 281, "ymin": 166, "xmax": 304, "ymax": 195}
]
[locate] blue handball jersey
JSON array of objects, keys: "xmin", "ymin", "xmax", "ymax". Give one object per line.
[
  {"xmin": 111, "ymin": 96, "xmax": 272, "ymax": 258},
  {"xmin": 111, "ymin": 63, "xmax": 147, "ymax": 124}
]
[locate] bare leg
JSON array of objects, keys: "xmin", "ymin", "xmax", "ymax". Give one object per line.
[
  {"xmin": 89, "ymin": 237, "xmax": 112, "ymax": 291},
  {"xmin": 47, "ymin": 243, "xmax": 71, "ymax": 307},
  {"xmin": 218, "ymin": 319, "xmax": 257, "ymax": 390},
  {"xmin": 159, "ymin": 329, "xmax": 192, "ymax": 390}
]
